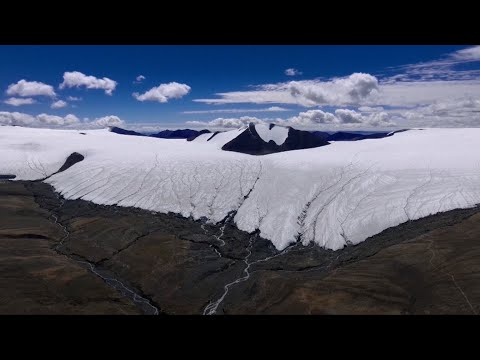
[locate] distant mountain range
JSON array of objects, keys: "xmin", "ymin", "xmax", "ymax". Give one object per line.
[
  {"xmin": 150, "ymin": 129, "xmax": 211, "ymax": 140},
  {"xmin": 311, "ymin": 130, "xmax": 411, "ymax": 141},
  {"xmin": 108, "ymin": 127, "xmax": 147, "ymax": 137},
  {"xmin": 109, "ymin": 125, "xmax": 410, "ymax": 155},
  {"xmin": 200, "ymin": 126, "xmax": 412, "ymax": 155},
  {"xmin": 109, "ymin": 127, "xmax": 210, "ymax": 140}
]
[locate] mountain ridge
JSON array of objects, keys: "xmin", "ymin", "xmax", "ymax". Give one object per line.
[{"xmin": 109, "ymin": 126, "xmax": 210, "ymax": 140}]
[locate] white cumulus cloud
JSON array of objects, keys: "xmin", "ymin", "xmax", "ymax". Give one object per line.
[
  {"xmin": 6, "ymin": 79, "xmax": 56, "ymax": 97},
  {"xmin": 288, "ymin": 110, "xmax": 338, "ymax": 126},
  {"xmin": 289, "ymin": 109, "xmax": 394, "ymax": 128},
  {"xmin": 67, "ymin": 96, "xmax": 82, "ymax": 101},
  {"xmin": 4, "ymin": 97, "xmax": 37, "ymax": 106},
  {"xmin": 36, "ymin": 113, "xmax": 79, "ymax": 125},
  {"xmin": 51, "ymin": 100, "xmax": 67, "ymax": 109},
  {"xmin": 285, "ymin": 68, "xmax": 302, "ymax": 76},
  {"xmin": 92, "ymin": 115, "xmax": 124, "ymax": 127},
  {"xmin": 133, "ymin": 82, "xmax": 191, "ymax": 103},
  {"xmin": 334, "ymin": 109, "xmax": 364, "ymax": 124},
  {"xmin": 36, "ymin": 114, "xmax": 64, "ymax": 125},
  {"xmin": 64, "ymin": 114, "xmax": 80, "ymax": 125},
  {"xmin": 134, "ymin": 75, "xmax": 146, "ymax": 84},
  {"xmin": 60, "ymin": 71, "xmax": 117, "ymax": 95},
  {"xmin": 288, "ymin": 73, "xmax": 379, "ymax": 106}
]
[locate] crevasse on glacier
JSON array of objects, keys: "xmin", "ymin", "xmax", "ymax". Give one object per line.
[{"xmin": 2, "ymin": 125, "xmax": 480, "ymax": 251}]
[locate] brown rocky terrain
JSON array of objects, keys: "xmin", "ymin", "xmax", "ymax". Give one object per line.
[
  {"xmin": 1, "ymin": 180, "xmax": 479, "ymax": 314},
  {"xmin": 0, "ymin": 182, "xmax": 140, "ymax": 314}
]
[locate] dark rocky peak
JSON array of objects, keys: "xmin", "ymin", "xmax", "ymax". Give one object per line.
[{"xmin": 222, "ymin": 122, "xmax": 330, "ymax": 155}]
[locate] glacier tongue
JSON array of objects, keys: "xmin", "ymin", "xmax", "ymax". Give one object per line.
[{"xmin": 1, "ymin": 125, "xmax": 480, "ymax": 251}]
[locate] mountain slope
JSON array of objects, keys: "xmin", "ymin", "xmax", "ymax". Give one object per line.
[{"xmin": 109, "ymin": 127, "xmax": 146, "ymax": 137}]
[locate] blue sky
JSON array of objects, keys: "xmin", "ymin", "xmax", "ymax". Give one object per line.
[{"xmin": 1, "ymin": 45, "xmax": 480, "ymax": 131}]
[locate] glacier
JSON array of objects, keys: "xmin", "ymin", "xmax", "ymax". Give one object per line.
[{"xmin": 1, "ymin": 125, "xmax": 480, "ymax": 251}]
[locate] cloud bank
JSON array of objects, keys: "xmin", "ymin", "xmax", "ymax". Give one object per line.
[
  {"xmin": 36, "ymin": 113, "xmax": 79, "ymax": 125},
  {"xmin": 187, "ymin": 116, "xmax": 266, "ymax": 128},
  {"xmin": 92, "ymin": 115, "xmax": 124, "ymax": 127},
  {"xmin": 194, "ymin": 73, "xmax": 379, "ymax": 107},
  {"xmin": 51, "ymin": 100, "xmax": 67, "ymax": 109},
  {"xmin": 0, "ymin": 112, "xmax": 124, "ymax": 129},
  {"xmin": 183, "ymin": 106, "xmax": 290, "ymax": 114},
  {"xmin": 0, "ymin": 112, "xmax": 79, "ymax": 127},
  {"xmin": 187, "ymin": 108, "xmax": 395, "ymax": 129}
]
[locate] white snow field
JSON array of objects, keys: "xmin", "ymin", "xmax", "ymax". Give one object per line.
[
  {"xmin": 193, "ymin": 127, "xmax": 246, "ymax": 148},
  {"xmin": 1, "ymin": 125, "xmax": 480, "ymax": 251},
  {"xmin": 254, "ymin": 124, "xmax": 289, "ymax": 145}
]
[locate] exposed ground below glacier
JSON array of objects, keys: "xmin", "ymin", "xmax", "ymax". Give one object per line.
[{"xmin": 1, "ymin": 180, "xmax": 479, "ymax": 314}]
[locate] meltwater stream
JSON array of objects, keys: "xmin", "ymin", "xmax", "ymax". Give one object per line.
[{"xmin": 50, "ymin": 197, "xmax": 160, "ymax": 315}]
